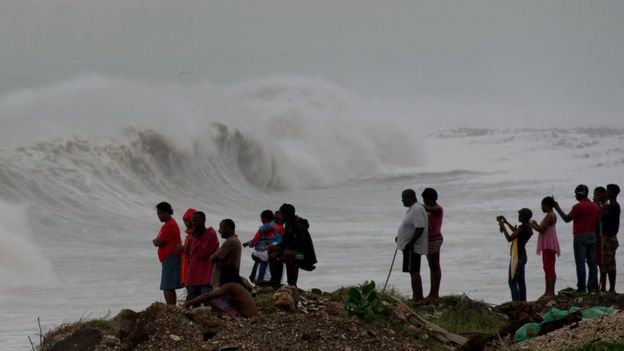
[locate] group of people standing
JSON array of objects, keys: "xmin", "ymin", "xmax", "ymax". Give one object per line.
[
  {"xmin": 151, "ymin": 202, "xmax": 317, "ymax": 317},
  {"xmin": 497, "ymin": 183, "xmax": 621, "ymax": 302},
  {"xmin": 152, "ymin": 181, "xmax": 619, "ymax": 314},
  {"xmin": 396, "ymin": 188, "xmax": 444, "ymax": 302},
  {"xmin": 395, "ymin": 183, "xmax": 621, "ymax": 304}
]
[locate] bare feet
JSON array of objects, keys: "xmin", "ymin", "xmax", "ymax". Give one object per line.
[{"xmin": 424, "ymin": 295, "xmax": 439, "ymax": 303}]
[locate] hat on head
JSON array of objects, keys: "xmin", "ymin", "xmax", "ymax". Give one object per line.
[
  {"xmin": 575, "ymin": 184, "xmax": 589, "ymax": 197},
  {"xmin": 182, "ymin": 208, "xmax": 197, "ymax": 222}
]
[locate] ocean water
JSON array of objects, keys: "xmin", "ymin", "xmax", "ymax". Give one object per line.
[{"xmin": 1, "ymin": 76, "xmax": 623, "ymax": 350}]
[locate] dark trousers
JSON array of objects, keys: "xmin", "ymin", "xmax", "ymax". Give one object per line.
[
  {"xmin": 269, "ymin": 259, "xmax": 299, "ymax": 286},
  {"xmin": 509, "ymin": 256, "xmax": 527, "ymax": 301},
  {"xmin": 573, "ymin": 233, "xmax": 598, "ymax": 292}
]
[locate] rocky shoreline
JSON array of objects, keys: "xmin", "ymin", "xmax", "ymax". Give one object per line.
[{"xmin": 34, "ymin": 286, "xmax": 624, "ymax": 351}]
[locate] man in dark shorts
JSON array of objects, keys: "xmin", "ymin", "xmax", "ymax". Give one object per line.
[
  {"xmin": 601, "ymin": 184, "xmax": 620, "ymax": 293},
  {"xmin": 396, "ymin": 189, "xmax": 428, "ymax": 302},
  {"xmin": 153, "ymin": 202, "xmax": 182, "ymax": 305}
]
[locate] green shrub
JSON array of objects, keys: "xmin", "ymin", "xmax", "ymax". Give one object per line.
[{"xmin": 343, "ymin": 281, "xmax": 387, "ymax": 324}]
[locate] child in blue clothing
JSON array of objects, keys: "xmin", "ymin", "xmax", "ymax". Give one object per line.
[{"xmin": 243, "ymin": 210, "xmax": 283, "ymax": 283}]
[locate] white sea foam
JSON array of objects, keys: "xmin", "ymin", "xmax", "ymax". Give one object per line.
[{"xmin": 0, "ymin": 201, "xmax": 57, "ymax": 290}]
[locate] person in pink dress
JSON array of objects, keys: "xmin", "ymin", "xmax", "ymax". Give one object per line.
[
  {"xmin": 530, "ymin": 196, "xmax": 561, "ymax": 300},
  {"xmin": 422, "ymin": 188, "xmax": 443, "ymax": 300}
]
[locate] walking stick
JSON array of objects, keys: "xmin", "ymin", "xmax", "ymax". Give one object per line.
[{"xmin": 383, "ymin": 248, "xmax": 399, "ymax": 292}]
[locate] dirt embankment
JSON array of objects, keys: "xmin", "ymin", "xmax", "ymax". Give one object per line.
[{"xmin": 36, "ymin": 286, "xmax": 624, "ymax": 351}]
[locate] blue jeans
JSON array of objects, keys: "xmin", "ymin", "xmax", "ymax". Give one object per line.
[
  {"xmin": 573, "ymin": 233, "xmax": 598, "ymax": 292},
  {"xmin": 509, "ymin": 255, "xmax": 527, "ymax": 301},
  {"xmin": 250, "ymin": 261, "xmax": 269, "ymax": 282},
  {"xmin": 186, "ymin": 284, "xmax": 213, "ymax": 301}
]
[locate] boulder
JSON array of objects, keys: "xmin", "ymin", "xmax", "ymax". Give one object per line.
[
  {"xmin": 111, "ymin": 309, "xmax": 138, "ymax": 339},
  {"xmin": 273, "ymin": 286, "xmax": 298, "ymax": 312},
  {"xmin": 185, "ymin": 306, "xmax": 223, "ymax": 338},
  {"xmin": 44, "ymin": 325, "xmax": 103, "ymax": 351}
]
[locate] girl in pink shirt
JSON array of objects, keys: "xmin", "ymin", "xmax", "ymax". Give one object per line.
[
  {"xmin": 530, "ymin": 196, "xmax": 561, "ymax": 300},
  {"xmin": 422, "ymin": 188, "xmax": 443, "ymax": 300}
]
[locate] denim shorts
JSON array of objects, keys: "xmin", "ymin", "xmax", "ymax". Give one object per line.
[
  {"xmin": 186, "ymin": 284, "xmax": 213, "ymax": 301},
  {"xmin": 160, "ymin": 254, "xmax": 182, "ymax": 290}
]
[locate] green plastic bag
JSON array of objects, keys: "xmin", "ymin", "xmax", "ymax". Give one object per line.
[
  {"xmin": 515, "ymin": 306, "xmax": 616, "ymax": 342},
  {"xmin": 515, "ymin": 323, "xmax": 541, "ymax": 342},
  {"xmin": 581, "ymin": 306, "xmax": 615, "ymax": 319},
  {"xmin": 542, "ymin": 307, "xmax": 581, "ymax": 323}
]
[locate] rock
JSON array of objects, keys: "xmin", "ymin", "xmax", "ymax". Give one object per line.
[
  {"xmin": 311, "ymin": 288, "xmax": 323, "ymax": 295},
  {"xmin": 169, "ymin": 334, "xmax": 182, "ymax": 341},
  {"xmin": 184, "ymin": 306, "xmax": 223, "ymax": 339},
  {"xmin": 111, "ymin": 309, "xmax": 138, "ymax": 339},
  {"xmin": 277, "ymin": 285, "xmax": 299, "ymax": 300},
  {"xmin": 272, "ymin": 285, "xmax": 300, "ymax": 311},
  {"xmin": 185, "ymin": 306, "xmax": 222, "ymax": 328},
  {"xmin": 273, "ymin": 290, "xmax": 296, "ymax": 311}
]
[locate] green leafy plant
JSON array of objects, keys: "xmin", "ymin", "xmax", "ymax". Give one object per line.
[{"xmin": 343, "ymin": 281, "xmax": 386, "ymax": 324}]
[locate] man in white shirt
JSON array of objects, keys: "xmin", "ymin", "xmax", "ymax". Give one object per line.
[{"xmin": 396, "ymin": 189, "xmax": 428, "ymax": 301}]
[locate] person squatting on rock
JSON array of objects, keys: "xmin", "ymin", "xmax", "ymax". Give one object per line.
[
  {"xmin": 184, "ymin": 264, "xmax": 257, "ymax": 318},
  {"xmin": 268, "ymin": 203, "xmax": 317, "ymax": 287}
]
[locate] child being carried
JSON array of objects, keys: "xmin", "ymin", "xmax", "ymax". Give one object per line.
[{"xmin": 243, "ymin": 210, "xmax": 284, "ymax": 283}]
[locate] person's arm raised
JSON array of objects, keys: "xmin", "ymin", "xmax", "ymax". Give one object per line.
[
  {"xmin": 553, "ymin": 201, "xmax": 572, "ymax": 223},
  {"xmin": 530, "ymin": 213, "xmax": 555, "ymax": 233}
]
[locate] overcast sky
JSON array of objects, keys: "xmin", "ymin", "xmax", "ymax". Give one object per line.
[{"xmin": 2, "ymin": 0, "xmax": 623, "ymax": 127}]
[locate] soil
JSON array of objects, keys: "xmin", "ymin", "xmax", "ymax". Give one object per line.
[
  {"xmin": 41, "ymin": 287, "xmax": 428, "ymax": 351},
  {"xmin": 39, "ymin": 286, "xmax": 624, "ymax": 351}
]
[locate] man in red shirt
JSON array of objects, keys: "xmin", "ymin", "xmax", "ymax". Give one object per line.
[
  {"xmin": 153, "ymin": 202, "xmax": 182, "ymax": 305},
  {"xmin": 554, "ymin": 185, "xmax": 601, "ymax": 293}
]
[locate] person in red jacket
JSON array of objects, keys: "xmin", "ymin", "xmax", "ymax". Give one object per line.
[
  {"xmin": 179, "ymin": 208, "xmax": 196, "ymax": 287},
  {"xmin": 185, "ymin": 211, "xmax": 220, "ymax": 300},
  {"xmin": 152, "ymin": 202, "xmax": 182, "ymax": 305}
]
